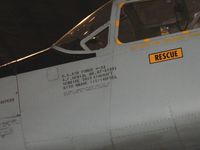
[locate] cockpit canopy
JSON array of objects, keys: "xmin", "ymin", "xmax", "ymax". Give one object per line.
[
  {"xmin": 54, "ymin": 1, "xmax": 112, "ymax": 51},
  {"xmin": 54, "ymin": 0, "xmax": 200, "ymax": 51}
]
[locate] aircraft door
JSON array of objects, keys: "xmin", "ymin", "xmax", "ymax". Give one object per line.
[{"xmin": 18, "ymin": 52, "xmax": 116, "ymax": 149}]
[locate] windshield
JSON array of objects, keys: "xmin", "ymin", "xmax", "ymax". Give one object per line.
[{"xmin": 54, "ymin": 1, "xmax": 112, "ymax": 51}]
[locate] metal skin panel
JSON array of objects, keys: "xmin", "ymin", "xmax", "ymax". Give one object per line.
[
  {"xmin": 112, "ymin": 27, "xmax": 200, "ymax": 149},
  {"xmin": 0, "ymin": 76, "xmax": 20, "ymax": 119},
  {"xmin": 0, "ymin": 117, "xmax": 26, "ymax": 150},
  {"xmin": 18, "ymin": 55, "xmax": 114, "ymax": 149},
  {"xmin": 0, "ymin": 76, "xmax": 25, "ymax": 149},
  {"xmin": 1, "ymin": 0, "xmax": 200, "ymax": 149}
]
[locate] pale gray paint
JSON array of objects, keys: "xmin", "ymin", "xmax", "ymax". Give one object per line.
[{"xmin": 1, "ymin": 0, "xmax": 200, "ymax": 149}]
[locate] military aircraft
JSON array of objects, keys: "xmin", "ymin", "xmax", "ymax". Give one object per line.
[{"xmin": 1, "ymin": 0, "xmax": 200, "ymax": 149}]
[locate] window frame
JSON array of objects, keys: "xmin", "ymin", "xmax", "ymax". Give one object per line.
[
  {"xmin": 80, "ymin": 21, "xmax": 110, "ymax": 51},
  {"xmin": 115, "ymin": 0, "xmax": 200, "ymax": 46},
  {"xmin": 53, "ymin": 1, "xmax": 113, "ymax": 53}
]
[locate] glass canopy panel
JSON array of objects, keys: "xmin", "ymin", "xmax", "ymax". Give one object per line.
[{"xmin": 55, "ymin": 1, "xmax": 112, "ymax": 51}]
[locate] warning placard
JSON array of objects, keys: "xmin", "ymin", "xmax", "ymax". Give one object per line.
[{"xmin": 149, "ymin": 48, "xmax": 183, "ymax": 64}]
